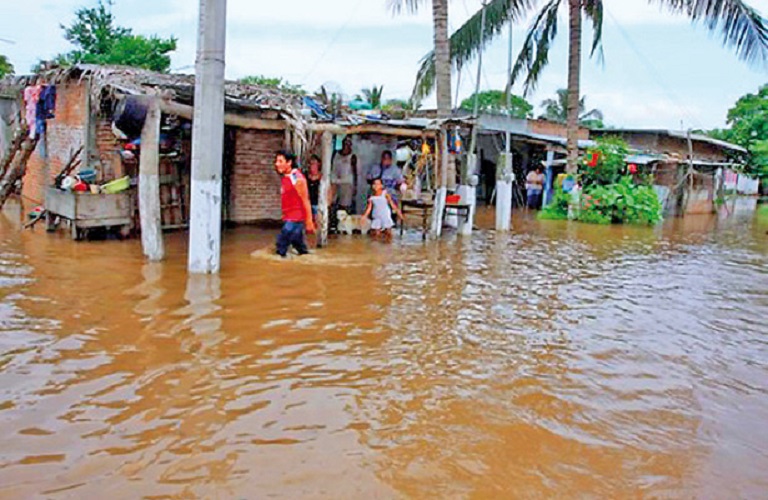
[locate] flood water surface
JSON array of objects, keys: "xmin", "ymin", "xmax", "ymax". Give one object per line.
[{"xmin": 0, "ymin": 204, "xmax": 767, "ymax": 498}]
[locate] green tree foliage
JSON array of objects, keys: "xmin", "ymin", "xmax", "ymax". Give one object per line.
[
  {"xmin": 709, "ymin": 84, "xmax": 768, "ymax": 179},
  {"xmin": 361, "ymin": 85, "xmax": 384, "ymax": 108},
  {"xmin": 382, "ymin": 98, "xmax": 417, "ymax": 111},
  {"xmin": 0, "ymin": 55, "xmax": 13, "ymax": 78},
  {"xmin": 539, "ymin": 137, "xmax": 662, "ymax": 225},
  {"xmin": 540, "ymin": 88, "xmax": 604, "ymax": 127},
  {"xmin": 239, "ymin": 75, "xmax": 305, "ymax": 95},
  {"xmin": 45, "ymin": 0, "xmax": 177, "ymax": 73},
  {"xmin": 459, "ymin": 90, "xmax": 533, "ymax": 118}
]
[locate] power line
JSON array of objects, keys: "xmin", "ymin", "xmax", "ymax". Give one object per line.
[
  {"xmin": 603, "ymin": 5, "xmax": 703, "ymax": 130},
  {"xmin": 300, "ymin": 0, "xmax": 365, "ymax": 84}
]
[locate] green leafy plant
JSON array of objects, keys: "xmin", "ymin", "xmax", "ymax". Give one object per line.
[
  {"xmin": 239, "ymin": 75, "xmax": 305, "ymax": 95},
  {"xmin": 580, "ymin": 176, "xmax": 662, "ymax": 225},
  {"xmin": 41, "ymin": 0, "xmax": 177, "ymax": 73},
  {"xmin": 580, "ymin": 136, "xmax": 628, "ymax": 187},
  {"xmin": 459, "ymin": 90, "xmax": 533, "ymax": 118},
  {"xmin": 538, "ymin": 187, "xmax": 570, "ymax": 220},
  {"xmin": 0, "ymin": 55, "xmax": 14, "ymax": 78}
]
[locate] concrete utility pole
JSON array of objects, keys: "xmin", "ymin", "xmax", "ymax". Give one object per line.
[
  {"xmin": 496, "ymin": 19, "xmax": 514, "ymax": 232},
  {"xmin": 188, "ymin": 0, "xmax": 227, "ymax": 274}
]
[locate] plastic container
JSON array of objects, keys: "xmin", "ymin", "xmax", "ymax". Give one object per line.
[
  {"xmin": 101, "ymin": 176, "xmax": 130, "ymax": 194},
  {"xmin": 78, "ymin": 169, "xmax": 97, "ymax": 184}
]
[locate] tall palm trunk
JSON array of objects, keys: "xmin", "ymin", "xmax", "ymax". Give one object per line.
[
  {"xmin": 432, "ymin": 0, "xmax": 452, "ymax": 119},
  {"xmin": 566, "ymin": 0, "xmax": 582, "ymax": 174}
]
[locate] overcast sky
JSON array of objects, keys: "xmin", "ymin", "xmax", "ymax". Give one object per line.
[{"xmin": 1, "ymin": 0, "xmax": 767, "ymax": 129}]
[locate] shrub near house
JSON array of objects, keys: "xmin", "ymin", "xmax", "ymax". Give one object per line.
[{"xmin": 539, "ymin": 137, "xmax": 663, "ymax": 225}]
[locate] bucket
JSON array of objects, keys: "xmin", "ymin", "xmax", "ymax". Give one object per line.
[{"xmin": 102, "ymin": 176, "xmax": 130, "ymax": 194}]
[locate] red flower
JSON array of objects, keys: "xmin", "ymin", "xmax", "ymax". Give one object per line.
[{"xmin": 628, "ymin": 164, "xmax": 638, "ymax": 175}]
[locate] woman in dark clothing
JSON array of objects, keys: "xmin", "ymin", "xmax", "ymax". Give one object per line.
[{"xmin": 307, "ymin": 154, "xmax": 322, "ymax": 221}]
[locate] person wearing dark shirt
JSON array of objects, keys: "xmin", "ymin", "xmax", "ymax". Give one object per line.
[{"xmin": 307, "ymin": 154, "xmax": 322, "ymax": 217}]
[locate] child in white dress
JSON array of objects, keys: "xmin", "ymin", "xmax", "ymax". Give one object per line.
[{"xmin": 363, "ymin": 178, "xmax": 403, "ymax": 241}]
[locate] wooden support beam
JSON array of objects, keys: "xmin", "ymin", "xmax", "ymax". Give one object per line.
[
  {"xmin": 139, "ymin": 98, "xmax": 164, "ymax": 261},
  {"xmin": 308, "ymin": 123, "xmax": 433, "ymax": 138},
  {"xmin": 158, "ymin": 99, "xmax": 287, "ymax": 131},
  {"xmin": 317, "ymin": 131, "xmax": 333, "ymax": 247},
  {"xmin": 0, "ymin": 135, "xmax": 38, "ymax": 210}
]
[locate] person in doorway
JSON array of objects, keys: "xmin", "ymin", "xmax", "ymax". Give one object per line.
[
  {"xmin": 331, "ymin": 137, "xmax": 357, "ymax": 213},
  {"xmin": 306, "ymin": 154, "xmax": 322, "ymax": 223},
  {"xmin": 481, "ymin": 157, "xmax": 497, "ymax": 205},
  {"xmin": 367, "ymin": 150, "xmax": 405, "ymax": 205},
  {"xmin": 363, "ymin": 178, "xmax": 403, "ymax": 242},
  {"xmin": 274, "ymin": 150, "xmax": 315, "ymax": 257},
  {"xmin": 526, "ymin": 165, "xmax": 545, "ymax": 209}
]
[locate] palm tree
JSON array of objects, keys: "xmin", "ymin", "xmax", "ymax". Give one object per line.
[
  {"xmin": 389, "ymin": 0, "xmax": 452, "ymax": 119},
  {"xmin": 361, "ymin": 85, "xmax": 385, "ymax": 108},
  {"xmin": 413, "ymin": 0, "xmax": 768, "ymax": 173},
  {"xmin": 540, "ymin": 88, "xmax": 603, "ymax": 124}
]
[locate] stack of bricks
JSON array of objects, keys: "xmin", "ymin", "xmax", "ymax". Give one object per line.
[
  {"xmin": 229, "ymin": 129, "xmax": 283, "ymax": 223},
  {"xmin": 22, "ymin": 84, "xmax": 86, "ymax": 206}
]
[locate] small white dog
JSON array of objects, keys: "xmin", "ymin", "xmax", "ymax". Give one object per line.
[{"xmin": 337, "ymin": 210, "xmax": 371, "ymax": 235}]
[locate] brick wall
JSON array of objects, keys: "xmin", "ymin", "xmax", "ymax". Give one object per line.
[
  {"xmin": 22, "ymin": 83, "xmax": 86, "ymax": 205},
  {"xmin": 529, "ymin": 119, "xmax": 590, "ymax": 140},
  {"xmin": 229, "ymin": 129, "xmax": 283, "ymax": 222},
  {"xmin": 94, "ymin": 118, "xmax": 124, "ymax": 181}
]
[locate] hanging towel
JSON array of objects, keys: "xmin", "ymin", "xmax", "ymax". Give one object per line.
[{"xmin": 23, "ymin": 85, "xmax": 42, "ymax": 139}]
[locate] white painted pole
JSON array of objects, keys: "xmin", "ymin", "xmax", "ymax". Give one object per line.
[
  {"xmin": 458, "ymin": 0, "xmax": 487, "ymax": 237},
  {"xmin": 318, "ymin": 131, "xmax": 333, "ymax": 247},
  {"xmin": 496, "ymin": 19, "xmax": 514, "ymax": 232},
  {"xmin": 431, "ymin": 131, "xmax": 448, "ymax": 238},
  {"xmin": 188, "ymin": 0, "xmax": 227, "ymax": 274},
  {"xmin": 495, "ymin": 153, "xmax": 512, "ymax": 231},
  {"xmin": 139, "ymin": 98, "xmax": 164, "ymax": 260}
]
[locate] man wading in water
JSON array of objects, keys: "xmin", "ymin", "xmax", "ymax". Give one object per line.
[{"xmin": 274, "ymin": 151, "xmax": 315, "ymax": 257}]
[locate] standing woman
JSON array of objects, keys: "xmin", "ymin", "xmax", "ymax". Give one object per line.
[{"xmin": 307, "ymin": 154, "xmax": 322, "ymax": 224}]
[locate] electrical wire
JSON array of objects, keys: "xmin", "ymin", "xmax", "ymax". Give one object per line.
[
  {"xmin": 300, "ymin": 0, "xmax": 365, "ymax": 83},
  {"xmin": 603, "ymin": 5, "xmax": 703, "ymax": 130}
]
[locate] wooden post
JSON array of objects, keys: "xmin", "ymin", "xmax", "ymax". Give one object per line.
[
  {"xmin": 318, "ymin": 131, "xmax": 333, "ymax": 247},
  {"xmin": 139, "ymin": 98, "xmax": 164, "ymax": 261}
]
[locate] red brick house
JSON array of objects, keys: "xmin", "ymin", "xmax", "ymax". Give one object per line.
[{"xmin": 1, "ymin": 65, "xmax": 305, "ymax": 229}]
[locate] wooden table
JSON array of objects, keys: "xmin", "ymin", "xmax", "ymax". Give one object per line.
[
  {"xmin": 45, "ymin": 186, "xmax": 134, "ymax": 240},
  {"xmin": 400, "ymin": 200, "xmax": 472, "ymax": 239},
  {"xmin": 400, "ymin": 199, "xmax": 433, "ymax": 240}
]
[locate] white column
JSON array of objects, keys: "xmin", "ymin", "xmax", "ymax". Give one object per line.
[
  {"xmin": 139, "ymin": 98, "xmax": 164, "ymax": 260},
  {"xmin": 457, "ymin": 153, "xmax": 477, "ymax": 236},
  {"xmin": 188, "ymin": 0, "xmax": 227, "ymax": 274},
  {"xmin": 431, "ymin": 131, "xmax": 448, "ymax": 238},
  {"xmin": 542, "ymin": 150, "xmax": 554, "ymax": 206},
  {"xmin": 495, "ymin": 152, "xmax": 513, "ymax": 231},
  {"xmin": 318, "ymin": 131, "xmax": 333, "ymax": 247}
]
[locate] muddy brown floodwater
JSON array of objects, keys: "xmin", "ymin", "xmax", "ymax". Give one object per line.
[{"xmin": 0, "ymin": 200, "xmax": 767, "ymax": 498}]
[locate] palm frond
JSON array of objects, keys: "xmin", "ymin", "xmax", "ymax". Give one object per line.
[
  {"xmin": 583, "ymin": 0, "xmax": 605, "ymax": 64},
  {"xmin": 510, "ymin": 0, "xmax": 564, "ymax": 95},
  {"xmin": 388, "ymin": 0, "xmax": 427, "ymax": 14},
  {"xmin": 580, "ymin": 108, "xmax": 604, "ymax": 121},
  {"xmin": 410, "ymin": 0, "xmax": 535, "ymax": 104},
  {"xmin": 653, "ymin": 0, "xmax": 768, "ymax": 64}
]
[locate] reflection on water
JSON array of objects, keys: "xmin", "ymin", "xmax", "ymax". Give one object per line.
[{"xmin": 0, "ymin": 202, "xmax": 767, "ymax": 497}]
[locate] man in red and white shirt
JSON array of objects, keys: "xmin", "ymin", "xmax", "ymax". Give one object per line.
[{"xmin": 274, "ymin": 151, "xmax": 315, "ymax": 257}]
